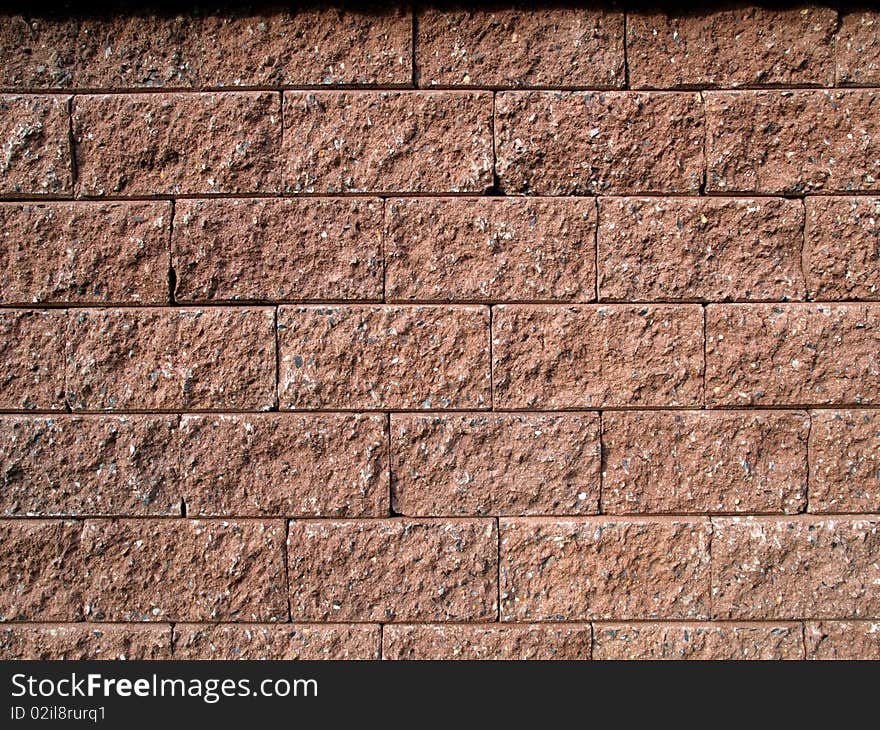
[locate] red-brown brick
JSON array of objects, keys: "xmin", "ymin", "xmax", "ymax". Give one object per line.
[
  {"xmin": 712, "ymin": 517, "xmax": 880, "ymax": 619},
  {"xmin": 706, "ymin": 91, "xmax": 880, "ymax": 194},
  {"xmin": 805, "ymin": 197, "xmax": 880, "ymax": 300},
  {"xmin": 0, "ymin": 95, "xmax": 71, "ymax": 195},
  {"xmin": 179, "ymin": 414, "xmax": 388, "ymax": 517},
  {"xmin": 0, "ymin": 416, "xmax": 179, "ymax": 516},
  {"xmin": 0, "ymin": 202, "xmax": 170, "ymax": 305},
  {"xmin": 593, "ymin": 622, "xmax": 803, "ymax": 660},
  {"xmin": 598, "ymin": 197, "xmax": 805, "ymax": 302},
  {"xmin": 0, "ymin": 520, "xmax": 82, "ymax": 621},
  {"xmin": 627, "ymin": 7, "xmax": 837, "ymax": 89},
  {"xmin": 81, "ymin": 519, "xmax": 287, "ymax": 621},
  {"xmin": 0, "ymin": 10, "xmax": 411, "ymax": 89},
  {"xmin": 809, "ymin": 410, "xmax": 880, "ymax": 513},
  {"xmin": 288, "ymin": 519, "xmax": 498, "ymax": 622},
  {"xmin": 601, "ymin": 411, "xmax": 809, "ymax": 514},
  {"xmin": 66, "ymin": 308, "xmax": 276, "ymax": 411},
  {"xmin": 73, "ymin": 92, "xmax": 281, "ymax": 195},
  {"xmin": 0, "ymin": 625, "xmax": 171, "ymax": 660},
  {"xmin": 836, "ymin": 12, "xmax": 880, "ymax": 86},
  {"xmin": 500, "ymin": 518, "xmax": 712, "ymax": 620},
  {"xmin": 385, "ymin": 197, "xmax": 597, "ymax": 302},
  {"xmin": 391, "ymin": 413, "xmax": 600, "ymax": 516},
  {"xmin": 492, "ymin": 305, "xmax": 704, "ymax": 409},
  {"xmin": 0, "ymin": 309, "xmax": 67, "ymax": 411},
  {"xmin": 805, "ymin": 621, "xmax": 880, "ymax": 659},
  {"xmin": 173, "ymin": 198, "xmax": 383, "ymax": 303},
  {"xmin": 278, "ymin": 305, "xmax": 490, "ymax": 410},
  {"xmin": 173, "ymin": 624, "xmax": 380, "ymax": 660},
  {"xmin": 706, "ymin": 304, "xmax": 880, "ymax": 406},
  {"xmin": 282, "ymin": 92, "xmax": 493, "ymax": 193},
  {"xmin": 383, "ymin": 624, "xmax": 592, "ymax": 660},
  {"xmin": 416, "ymin": 8, "xmax": 624, "ymax": 88},
  {"xmin": 495, "ymin": 91, "xmax": 704, "ymax": 195}
]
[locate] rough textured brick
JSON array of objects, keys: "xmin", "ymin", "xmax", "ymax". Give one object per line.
[
  {"xmin": 593, "ymin": 623, "xmax": 803, "ymax": 660},
  {"xmin": 706, "ymin": 91, "xmax": 880, "ymax": 194},
  {"xmin": 179, "ymin": 414, "xmax": 388, "ymax": 517},
  {"xmin": 495, "ymin": 91, "xmax": 704, "ymax": 195},
  {"xmin": 416, "ymin": 7, "xmax": 624, "ymax": 88},
  {"xmin": 602, "ymin": 411, "xmax": 808, "ymax": 515},
  {"xmin": 66, "ymin": 308, "xmax": 276, "ymax": 411},
  {"xmin": 73, "ymin": 92, "xmax": 281, "ymax": 195},
  {"xmin": 805, "ymin": 197, "xmax": 880, "ymax": 300},
  {"xmin": 492, "ymin": 305, "xmax": 704, "ymax": 409},
  {"xmin": 0, "ymin": 520, "xmax": 82, "ymax": 621},
  {"xmin": 383, "ymin": 623, "xmax": 592, "ymax": 660},
  {"xmin": 0, "ymin": 310, "xmax": 67, "ymax": 410},
  {"xmin": 385, "ymin": 197, "xmax": 596, "ymax": 302},
  {"xmin": 0, "ymin": 10, "xmax": 411, "ymax": 89},
  {"xmin": 712, "ymin": 517, "xmax": 880, "ymax": 619},
  {"xmin": 173, "ymin": 198, "xmax": 383, "ymax": 303},
  {"xmin": 809, "ymin": 410, "xmax": 880, "ymax": 513},
  {"xmin": 282, "ymin": 92, "xmax": 493, "ymax": 193},
  {"xmin": 500, "ymin": 519, "xmax": 712, "ymax": 620},
  {"xmin": 806, "ymin": 621, "xmax": 880, "ymax": 659},
  {"xmin": 836, "ymin": 12, "xmax": 880, "ymax": 86},
  {"xmin": 0, "ymin": 625, "xmax": 171, "ymax": 660},
  {"xmin": 0, "ymin": 416, "xmax": 179, "ymax": 516},
  {"xmin": 278, "ymin": 305, "xmax": 490, "ymax": 410},
  {"xmin": 288, "ymin": 519, "xmax": 498, "ymax": 622},
  {"xmin": 628, "ymin": 7, "xmax": 837, "ymax": 89},
  {"xmin": 705, "ymin": 304, "xmax": 880, "ymax": 406},
  {"xmin": 0, "ymin": 202, "xmax": 170, "ymax": 305},
  {"xmin": 173, "ymin": 624, "xmax": 380, "ymax": 660},
  {"xmin": 0, "ymin": 95, "xmax": 71, "ymax": 195},
  {"xmin": 598, "ymin": 197, "xmax": 805, "ymax": 302},
  {"xmin": 81, "ymin": 519, "xmax": 287, "ymax": 621},
  {"xmin": 391, "ymin": 413, "xmax": 600, "ymax": 516}
]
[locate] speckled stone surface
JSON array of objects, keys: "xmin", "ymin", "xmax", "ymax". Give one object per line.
[
  {"xmin": 805, "ymin": 621, "xmax": 880, "ymax": 659},
  {"xmin": 836, "ymin": 12, "xmax": 880, "ymax": 86},
  {"xmin": 0, "ymin": 310, "xmax": 67, "ymax": 410},
  {"xmin": 0, "ymin": 625, "xmax": 171, "ymax": 659}
]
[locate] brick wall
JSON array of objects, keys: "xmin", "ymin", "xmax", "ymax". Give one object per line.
[{"xmin": 1, "ymin": 4, "xmax": 879, "ymax": 661}]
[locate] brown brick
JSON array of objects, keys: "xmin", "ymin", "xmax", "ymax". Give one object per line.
[
  {"xmin": 0, "ymin": 624, "xmax": 171, "ymax": 660},
  {"xmin": 0, "ymin": 202, "xmax": 170, "ymax": 305},
  {"xmin": 712, "ymin": 517, "xmax": 880, "ymax": 619},
  {"xmin": 809, "ymin": 410, "xmax": 880, "ymax": 513},
  {"xmin": 593, "ymin": 623, "xmax": 803, "ymax": 660},
  {"xmin": 173, "ymin": 198, "xmax": 382, "ymax": 303},
  {"xmin": 278, "ymin": 305, "xmax": 490, "ymax": 410},
  {"xmin": 66, "ymin": 308, "xmax": 276, "ymax": 411},
  {"xmin": 500, "ymin": 518, "xmax": 712, "ymax": 620},
  {"xmin": 0, "ymin": 10, "xmax": 411, "ymax": 89},
  {"xmin": 385, "ymin": 197, "xmax": 597, "ymax": 302},
  {"xmin": 492, "ymin": 305, "xmax": 704, "ymax": 409},
  {"xmin": 805, "ymin": 197, "xmax": 880, "ymax": 300},
  {"xmin": 288, "ymin": 519, "xmax": 498, "ymax": 622},
  {"xmin": 81, "ymin": 519, "xmax": 287, "ymax": 621},
  {"xmin": 602, "ymin": 411, "xmax": 809, "ymax": 514},
  {"xmin": 0, "ymin": 520, "xmax": 82, "ymax": 621},
  {"xmin": 283, "ymin": 91, "xmax": 492, "ymax": 193},
  {"xmin": 73, "ymin": 92, "xmax": 281, "ymax": 195},
  {"xmin": 706, "ymin": 91, "xmax": 880, "ymax": 194},
  {"xmin": 706, "ymin": 304, "xmax": 880, "ymax": 406},
  {"xmin": 0, "ymin": 95, "xmax": 71, "ymax": 195},
  {"xmin": 598, "ymin": 197, "xmax": 805, "ymax": 302},
  {"xmin": 173, "ymin": 624, "xmax": 380, "ymax": 660},
  {"xmin": 417, "ymin": 7, "xmax": 624, "ymax": 88},
  {"xmin": 0, "ymin": 416, "xmax": 179, "ymax": 516},
  {"xmin": 806, "ymin": 621, "xmax": 880, "ymax": 659},
  {"xmin": 836, "ymin": 12, "xmax": 880, "ymax": 86},
  {"xmin": 179, "ymin": 414, "xmax": 388, "ymax": 517},
  {"xmin": 383, "ymin": 623, "xmax": 592, "ymax": 660},
  {"xmin": 0, "ymin": 310, "xmax": 67, "ymax": 411},
  {"xmin": 495, "ymin": 91, "xmax": 704, "ymax": 195},
  {"xmin": 628, "ymin": 7, "xmax": 836, "ymax": 89},
  {"xmin": 391, "ymin": 413, "xmax": 600, "ymax": 516}
]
